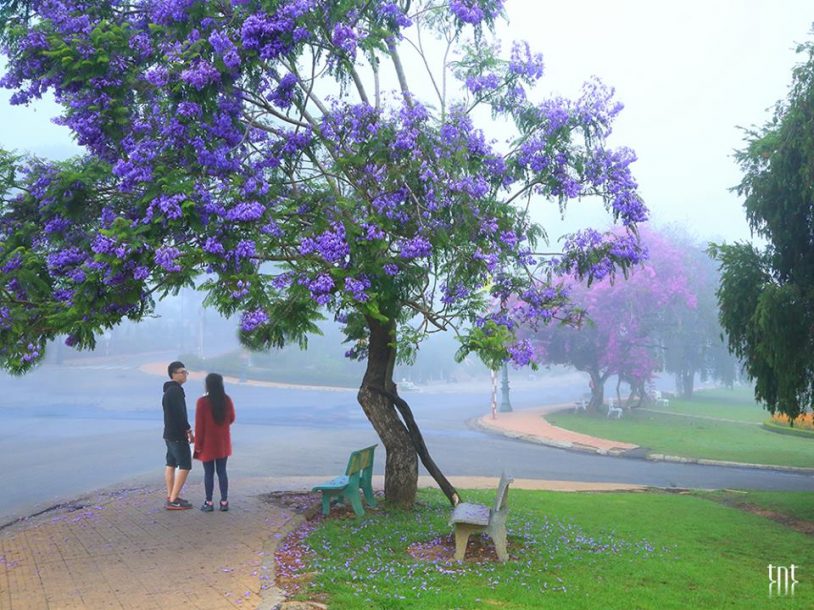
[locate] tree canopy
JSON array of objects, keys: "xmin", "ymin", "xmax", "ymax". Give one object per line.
[
  {"xmin": 525, "ymin": 227, "xmax": 695, "ymax": 409},
  {"xmin": 660, "ymin": 231, "xmax": 737, "ymax": 399},
  {"xmin": 0, "ymin": 0, "xmax": 647, "ymax": 505},
  {"xmin": 711, "ymin": 35, "xmax": 814, "ymax": 421}
]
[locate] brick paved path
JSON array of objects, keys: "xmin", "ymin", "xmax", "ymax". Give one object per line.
[{"xmin": 1, "ymin": 478, "xmax": 300, "ymax": 610}]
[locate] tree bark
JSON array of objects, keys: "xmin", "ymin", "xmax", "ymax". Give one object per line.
[
  {"xmin": 679, "ymin": 370, "xmax": 695, "ymax": 399},
  {"xmin": 357, "ymin": 316, "xmax": 459, "ymax": 508},
  {"xmin": 373, "ymin": 386, "xmax": 460, "ymax": 506},
  {"xmin": 588, "ymin": 369, "xmax": 605, "ymax": 411}
]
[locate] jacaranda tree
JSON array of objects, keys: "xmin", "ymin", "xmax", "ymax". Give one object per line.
[
  {"xmin": 711, "ymin": 35, "xmax": 814, "ymax": 422},
  {"xmin": 660, "ymin": 230, "xmax": 737, "ymax": 399},
  {"xmin": 0, "ymin": 0, "xmax": 646, "ymax": 506},
  {"xmin": 527, "ymin": 227, "xmax": 694, "ymax": 410}
]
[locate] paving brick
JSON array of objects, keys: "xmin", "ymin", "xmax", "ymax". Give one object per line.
[{"xmin": 0, "ymin": 479, "xmax": 300, "ymax": 609}]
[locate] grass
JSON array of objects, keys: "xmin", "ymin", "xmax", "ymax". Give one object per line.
[
  {"xmin": 295, "ymin": 488, "xmax": 814, "ymax": 609},
  {"xmin": 546, "ymin": 390, "xmax": 814, "ymax": 468},
  {"xmin": 654, "ymin": 387, "xmax": 767, "ymax": 423},
  {"xmin": 698, "ymin": 489, "xmax": 814, "ymax": 523}
]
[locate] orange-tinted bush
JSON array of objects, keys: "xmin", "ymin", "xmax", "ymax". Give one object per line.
[{"xmin": 772, "ymin": 412, "xmax": 814, "ymax": 430}]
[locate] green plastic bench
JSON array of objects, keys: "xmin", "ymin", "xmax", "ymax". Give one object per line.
[{"xmin": 312, "ymin": 444, "xmax": 378, "ymax": 517}]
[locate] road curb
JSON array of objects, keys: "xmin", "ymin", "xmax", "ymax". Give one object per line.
[{"xmin": 646, "ymin": 453, "xmax": 814, "ymax": 474}]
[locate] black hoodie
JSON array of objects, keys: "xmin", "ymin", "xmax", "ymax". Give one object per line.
[{"xmin": 162, "ymin": 380, "xmax": 191, "ymax": 441}]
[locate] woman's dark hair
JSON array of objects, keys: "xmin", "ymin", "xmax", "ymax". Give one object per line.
[{"xmin": 205, "ymin": 373, "xmax": 227, "ymax": 424}]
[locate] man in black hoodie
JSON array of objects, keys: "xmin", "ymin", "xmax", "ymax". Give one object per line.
[{"xmin": 163, "ymin": 361, "xmax": 194, "ymax": 510}]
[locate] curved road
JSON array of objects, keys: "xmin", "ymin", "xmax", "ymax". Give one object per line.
[{"xmin": 2, "ymin": 357, "xmax": 813, "ymax": 523}]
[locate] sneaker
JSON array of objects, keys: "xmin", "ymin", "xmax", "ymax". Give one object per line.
[
  {"xmin": 166, "ymin": 499, "xmax": 192, "ymax": 510},
  {"xmin": 219, "ymin": 500, "xmax": 229, "ymax": 512},
  {"xmin": 167, "ymin": 497, "xmax": 192, "ymax": 508},
  {"xmin": 200, "ymin": 501, "xmax": 214, "ymax": 512}
]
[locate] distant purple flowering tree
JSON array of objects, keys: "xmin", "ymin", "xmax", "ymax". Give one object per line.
[{"xmin": 0, "ymin": 0, "xmax": 646, "ymax": 507}]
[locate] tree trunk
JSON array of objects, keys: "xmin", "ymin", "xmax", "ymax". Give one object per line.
[
  {"xmin": 357, "ymin": 316, "xmax": 459, "ymax": 508},
  {"xmin": 679, "ymin": 370, "xmax": 694, "ymax": 399},
  {"xmin": 588, "ymin": 369, "xmax": 604, "ymax": 411}
]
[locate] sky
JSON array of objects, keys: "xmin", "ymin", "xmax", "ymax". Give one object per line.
[
  {"xmin": 0, "ymin": 1, "xmax": 812, "ymax": 245},
  {"xmin": 499, "ymin": 0, "xmax": 814, "ymax": 244}
]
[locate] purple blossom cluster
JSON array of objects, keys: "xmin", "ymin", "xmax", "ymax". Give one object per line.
[
  {"xmin": 300, "ymin": 273, "xmax": 335, "ymax": 305},
  {"xmin": 331, "ymin": 23, "xmax": 358, "ymax": 57},
  {"xmin": 20, "ymin": 342, "xmax": 41, "ymax": 364},
  {"xmin": 441, "ymin": 283, "xmax": 470, "ymax": 305},
  {"xmin": 449, "ymin": 0, "xmax": 504, "ymax": 25},
  {"xmin": 270, "ymin": 73, "xmax": 299, "ymax": 109},
  {"xmin": 0, "ymin": 0, "xmax": 648, "ymax": 375},
  {"xmin": 344, "ymin": 276, "xmax": 371, "ymax": 302},
  {"xmin": 298, "ymin": 223, "xmax": 350, "ymax": 265},
  {"xmin": 240, "ymin": 309, "xmax": 269, "ymax": 332},
  {"xmin": 209, "ymin": 30, "xmax": 241, "ymax": 71},
  {"xmin": 559, "ymin": 229, "xmax": 647, "ymax": 282},
  {"xmin": 465, "ymin": 73, "xmax": 501, "ymax": 95},
  {"xmin": 399, "ymin": 236, "xmax": 432, "ymax": 260},
  {"xmin": 154, "ymin": 246, "xmax": 182, "ymax": 272},
  {"xmin": 226, "ymin": 201, "xmax": 266, "ymax": 222},
  {"xmin": 507, "ymin": 339, "xmax": 534, "ymax": 366},
  {"xmin": 378, "ymin": 2, "xmax": 412, "ymax": 28},
  {"xmin": 180, "ymin": 60, "xmax": 221, "ymax": 90},
  {"xmin": 0, "ymin": 307, "xmax": 10, "ymax": 331},
  {"xmin": 240, "ymin": 3, "xmax": 314, "ymax": 62},
  {"xmin": 509, "ymin": 41, "xmax": 544, "ymax": 81}
]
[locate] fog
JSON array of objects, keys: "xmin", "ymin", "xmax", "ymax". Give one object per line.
[{"xmin": 2, "ymin": 2, "xmax": 812, "ymax": 520}]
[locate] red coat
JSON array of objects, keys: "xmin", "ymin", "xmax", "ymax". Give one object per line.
[{"xmin": 194, "ymin": 395, "xmax": 235, "ymax": 462}]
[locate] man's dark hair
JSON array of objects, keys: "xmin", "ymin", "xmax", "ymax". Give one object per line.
[{"xmin": 168, "ymin": 361, "xmax": 186, "ymax": 378}]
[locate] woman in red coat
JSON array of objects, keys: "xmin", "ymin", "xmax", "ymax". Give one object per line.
[{"xmin": 194, "ymin": 373, "xmax": 235, "ymax": 512}]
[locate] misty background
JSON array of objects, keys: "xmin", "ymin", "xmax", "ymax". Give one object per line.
[{"xmin": 2, "ymin": 1, "xmax": 814, "ymax": 521}]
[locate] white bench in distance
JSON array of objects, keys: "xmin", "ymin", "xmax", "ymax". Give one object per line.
[
  {"xmin": 607, "ymin": 399, "xmax": 623, "ymax": 418},
  {"xmin": 449, "ymin": 473, "xmax": 513, "ymax": 562}
]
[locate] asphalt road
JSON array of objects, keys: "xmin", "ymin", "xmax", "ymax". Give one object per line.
[{"xmin": 2, "ymin": 355, "xmax": 813, "ymax": 524}]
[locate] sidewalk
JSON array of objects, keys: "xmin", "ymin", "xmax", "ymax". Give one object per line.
[
  {"xmin": 0, "ymin": 477, "xmax": 300, "ymax": 610},
  {"xmin": 474, "ymin": 403, "xmax": 639, "ymax": 455},
  {"xmin": 1, "ymin": 472, "xmax": 643, "ymax": 610}
]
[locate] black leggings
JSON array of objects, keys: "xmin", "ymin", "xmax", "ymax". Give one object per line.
[{"xmin": 202, "ymin": 457, "xmax": 228, "ymax": 502}]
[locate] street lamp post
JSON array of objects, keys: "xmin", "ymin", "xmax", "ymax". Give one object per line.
[
  {"xmin": 490, "ymin": 369, "xmax": 497, "ymax": 419},
  {"xmin": 499, "ymin": 362, "xmax": 512, "ymax": 412}
]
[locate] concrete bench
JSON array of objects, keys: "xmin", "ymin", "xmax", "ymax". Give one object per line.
[
  {"xmin": 449, "ymin": 473, "xmax": 512, "ymax": 562},
  {"xmin": 312, "ymin": 445, "xmax": 377, "ymax": 517}
]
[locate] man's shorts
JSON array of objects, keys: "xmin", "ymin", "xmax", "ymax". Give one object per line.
[{"xmin": 165, "ymin": 440, "xmax": 192, "ymax": 470}]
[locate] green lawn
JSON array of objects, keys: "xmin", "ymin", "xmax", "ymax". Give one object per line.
[
  {"xmin": 655, "ymin": 387, "xmax": 767, "ymax": 423},
  {"xmin": 295, "ymin": 488, "xmax": 814, "ymax": 609},
  {"xmin": 699, "ymin": 489, "xmax": 814, "ymax": 523},
  {"xmin": 546, "ymin": 391, "xmax": 814, "ymax": 468}
]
